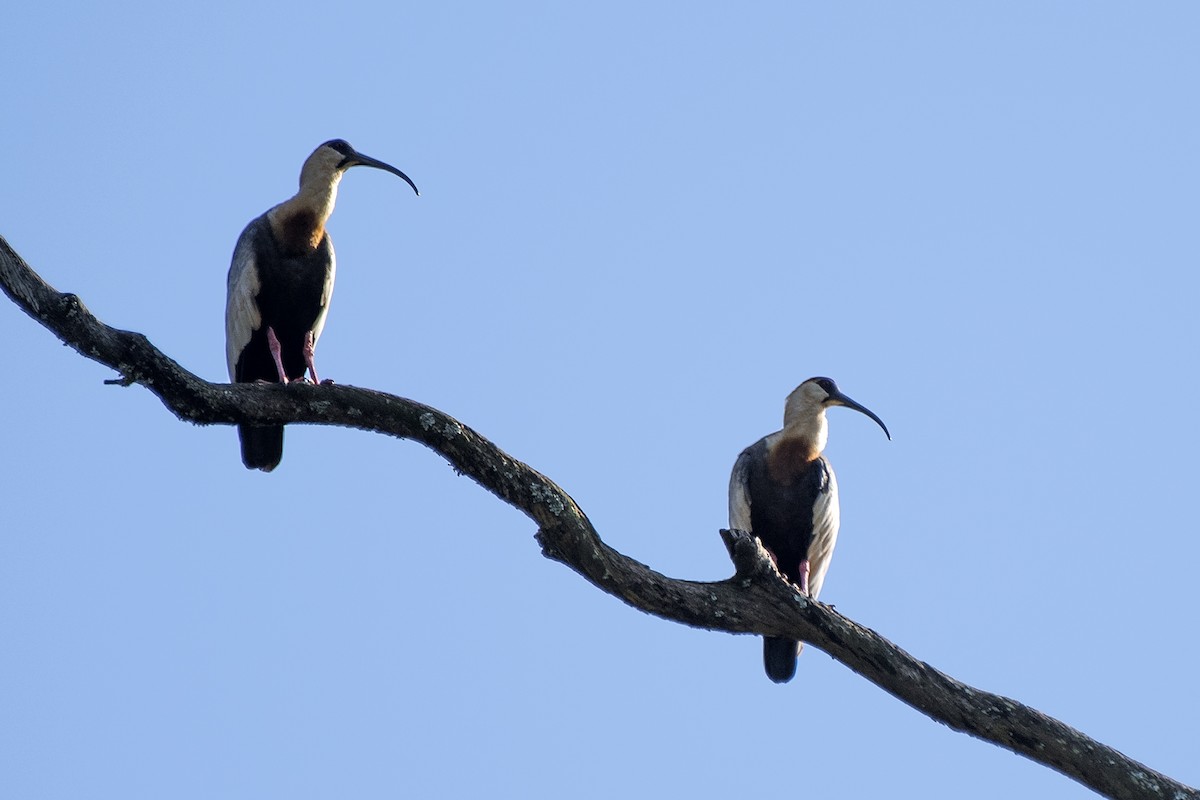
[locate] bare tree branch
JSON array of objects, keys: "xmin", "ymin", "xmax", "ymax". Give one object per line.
[{"xmin": 2, "ymin": 234, "xmax": 1194, "ymax": 800}]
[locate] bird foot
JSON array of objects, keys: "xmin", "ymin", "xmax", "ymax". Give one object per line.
[
  {"xmin": 320, "ymin": 378, "xmax": 335, "ymax": 385},
  {"xmin": 302, "ymin": 331, "xmax": 321, "ymax": 384}
]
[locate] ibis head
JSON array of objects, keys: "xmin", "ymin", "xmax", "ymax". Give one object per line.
[
  {"xmin": 301, "ymin": 139, "xmax": 420, "ymax": 196},
  {"xmin": 785, "ymin": 377, "xmax": 890, "ymax": 440}
]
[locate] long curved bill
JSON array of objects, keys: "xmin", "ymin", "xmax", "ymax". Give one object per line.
[
  {"xmin": 347, "ymin": 149, "xmax": 420, "ymax": 196},
  {"xmin": 829, "ymin": 390, "xmax": 891, "ymax": 440}
]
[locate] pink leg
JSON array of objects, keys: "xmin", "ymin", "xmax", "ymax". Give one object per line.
[
  {"xmin": 267, "ymin": 327, "xmax": 289, "ymax": 383},
  {"xmin": 303, "ymin": 330, "xmax": 319, "ymax": 384},
  {"xmin": 798, "ymin": 558, "xmax": 811, "ymax": 596}
]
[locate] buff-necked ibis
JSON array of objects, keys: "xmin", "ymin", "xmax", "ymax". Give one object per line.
[
  {"xmin": 728, "ymin": 377, "xmax": 889, "ymax": 683},
  {"xmin": 224, "ymin": 139, "xmax": 418, "ymax": 471}
]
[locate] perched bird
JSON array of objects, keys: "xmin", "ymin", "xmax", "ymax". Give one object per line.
[
  {"xmin": 728, "ymin": 377, "xmax": 889, "ymax": 683},
  {"xmin": 225, "ymin": 139, "xmax": 419, "ymax": 471}
]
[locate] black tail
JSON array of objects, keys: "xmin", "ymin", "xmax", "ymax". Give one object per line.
[
  {"xmin": 238, "ymin": 424, "xmax": 283, "ymax": 472},
  {"xmin": 763, "ymin": 637, "xmax": 801, "ymax": 683}
]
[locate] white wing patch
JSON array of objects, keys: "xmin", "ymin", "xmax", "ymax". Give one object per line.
[
  {"xmin": 728, "ymin": 448, "xmax": 753, "ymax": 532},
  {"xmin": 805, "ymin": 466, "xmax": 840, "ymax": 600},
  {"xmin": 308, "ymin": 240, "xmax": 336, "ymax": 346},
  {"xmin": 225, "ymin": 231, "xmax": 262, "ymax": 381}
]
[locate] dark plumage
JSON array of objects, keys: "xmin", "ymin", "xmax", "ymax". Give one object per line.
[{"xmin": 733, "ymin": 439, "xmax": 832, "ymax": 682}]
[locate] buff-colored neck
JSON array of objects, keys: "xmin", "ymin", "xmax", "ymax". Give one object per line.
[
  {"xmin": 266, "ymin": 159, "xmax": 345, "ymax": 251},
  {"xmin": 781, "ymin": 390, "xmax": 829, "ymax": 456}
]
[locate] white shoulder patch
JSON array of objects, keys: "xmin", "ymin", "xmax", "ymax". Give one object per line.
[
  {"xmin": 309, "ymin": 240, "xmax": 336, "ymax": 346},
  {"xmin": 728, "ymin": 447, "xmax": 754, "ymax": 532},
  {"xmin": 224, "ymin": 230, "xmax": 262, "ymax": 381},
  {"xmin": 806, "ymin": 466, "xmax": 841, "ymax": 600}
]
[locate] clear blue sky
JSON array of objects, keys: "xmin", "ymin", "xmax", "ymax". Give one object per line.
[{"xmin": 2, "ymin": 3, "xmax": 1197, "ymax": 798}]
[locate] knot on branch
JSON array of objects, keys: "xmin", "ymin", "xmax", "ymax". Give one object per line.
[
  {"xmin": 534, "ymin": 527, "xmax": 567, "ymax": 564},
  {"xmin": 720, "ymin": 528, "xmax": 793, "ymax": 587},
  {"xmin": 58, "ymin": 292, "xmax": 86, "ymax": 316}
]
